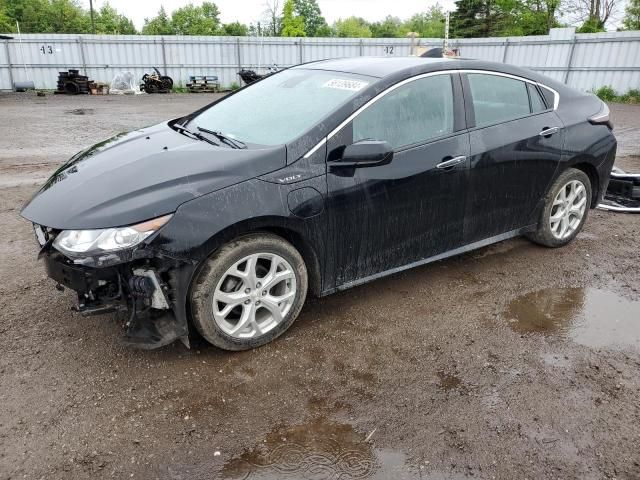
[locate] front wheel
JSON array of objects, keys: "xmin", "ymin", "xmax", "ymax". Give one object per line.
[
  {"xmin": 526, "ymin": 168, "xmax": 592, "ymax": 247},
  {"xmin": 190, "ymin": 234, "xmax": 308, "ymax": 351}
]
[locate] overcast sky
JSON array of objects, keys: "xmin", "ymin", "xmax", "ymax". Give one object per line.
[{"xmin": 78, "ymin": 0, "xmax": 457, "ymax": 30}]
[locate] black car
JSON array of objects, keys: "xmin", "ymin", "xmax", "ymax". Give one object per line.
[{"xmin": 21, "ymin": 57, "xmax": 616, "ymax": 350}]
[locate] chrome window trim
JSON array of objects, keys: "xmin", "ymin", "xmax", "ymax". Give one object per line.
[{"xmin": 303, "ymin": 68, "xmax": 560, "ymax": 159}]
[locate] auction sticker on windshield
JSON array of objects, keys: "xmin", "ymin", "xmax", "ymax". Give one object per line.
[{"xmin": 322, "ymin": 79, "xmax": 369, "ymax": 91}]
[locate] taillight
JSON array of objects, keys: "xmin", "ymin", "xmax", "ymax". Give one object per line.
[{"xmin": 589, "ymin": 102, "xmax": 613, "ymax": 129}]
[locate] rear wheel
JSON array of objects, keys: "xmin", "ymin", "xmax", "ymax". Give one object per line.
[
  {"xmin": 527, "ymin": 168, "xmax": 591, "ymax": 247},
  {"xmin": 190, "ymin": 234, "xmax": 308, "ymax": 350}
]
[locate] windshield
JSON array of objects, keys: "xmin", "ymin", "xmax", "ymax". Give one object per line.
[{"xmin": 190, "ymin": 69, "xmax": 373, "ymax": 146}]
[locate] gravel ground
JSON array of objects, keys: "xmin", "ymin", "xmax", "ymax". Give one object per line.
[{"xmin": 0, "ymin": 93, "xmax": 639, "ymax": 480}]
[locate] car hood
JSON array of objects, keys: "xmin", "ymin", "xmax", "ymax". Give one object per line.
[{"xmin": 21, "ymin": 122, "xmax": 287, "ymax": 230}]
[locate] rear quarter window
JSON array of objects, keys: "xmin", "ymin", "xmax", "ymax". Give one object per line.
[{"xmin": 468, "ymin": 73, "xmax": 531, "ymax": 128}]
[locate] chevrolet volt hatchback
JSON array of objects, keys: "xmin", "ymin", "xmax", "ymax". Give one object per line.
[{"xmin": 21, "ymin": 57, "xmax": 616, "ymax": 350}]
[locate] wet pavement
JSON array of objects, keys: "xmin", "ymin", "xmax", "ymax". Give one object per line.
[{"xmin": 0, "ymin": 93, "xmax": 639, "ymax": 479}]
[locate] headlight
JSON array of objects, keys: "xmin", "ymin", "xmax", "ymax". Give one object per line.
[{"xmin": 53, "ymin": 214, "xmax": 173, "ymax": 256}]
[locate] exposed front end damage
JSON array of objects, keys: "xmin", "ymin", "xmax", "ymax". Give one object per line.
[
  {"xmin": 36, "ymin": 225, "xmax": 195, "ymax": 349},
  {"xmin": 598, "ymin": 167, "xmax": 640, "ymax": 213}
]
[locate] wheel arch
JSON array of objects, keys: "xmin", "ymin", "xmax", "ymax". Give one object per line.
[
  {"xmin": 568, "ymin": 160, "xmax": 600, "ymax": 208},
  {"xmin": 189, "ymin": 216, "xmax": 323, "ymax": 299}
]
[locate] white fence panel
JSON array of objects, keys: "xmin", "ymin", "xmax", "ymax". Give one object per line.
[{"xmin": 0, "ymin": 28, "xmax": 638, "ymax": 92}]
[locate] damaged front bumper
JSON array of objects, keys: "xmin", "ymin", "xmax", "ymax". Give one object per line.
[
  {"xmin": 598, "ymin": 167, "xmax": 640, "ymax": 213},
  {"xmin": 39, "ymin": 237, "xmax": 195, "ymax": 349}
]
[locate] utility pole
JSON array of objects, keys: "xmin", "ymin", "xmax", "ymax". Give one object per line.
[
  {"xmin": 443, "ymin": 11, "xmax": 450, "ymax": 52},
  {"xmin": 89, "ymin": 0, "xmax": 96, "ymax": 34}
]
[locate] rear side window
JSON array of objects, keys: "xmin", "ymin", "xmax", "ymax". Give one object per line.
[
  {"xmin": 467, "ymin": 73, "xmax": 531, "ymax": 128},
  {"xmin": 353, "ymin": 74, "xmax": 454, "ymax": 149},
  {"xmin": 528, "ymin": 83, "xmax": 547, "ymax": 113}
]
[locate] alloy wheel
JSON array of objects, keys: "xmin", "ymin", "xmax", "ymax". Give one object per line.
[
  {"xmin": 549, "ymin": 179, "xmax": 587, "ymax": 240},
  {"xmin": 212, "ymin": 253, "xmax": 296, "ymax": 339}
]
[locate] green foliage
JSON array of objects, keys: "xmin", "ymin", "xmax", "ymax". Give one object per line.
[
  {"xmin": 229, "ymin": 81, "xmax": 240, "ymax": 90},
  {"xmin": 0, "ymin": 0, "xmax": 14, "ymax": 32},
  {"xmin": 333, "ymin": 17, "xmax": 372, "ymax": 38},
  {"xmin": 404, "ymin": 6, "xmax": 446, "ymax": 38},
  {"xmin": 170, "ymin": 2, "xmax": 221, "ymax": 35},
  {"xmin": 577, "ymin": 17, "xmax": 605, "ymax": 33},
  {"xmin": 451, "ymin": 0, "xmax": 559, "ymax": 37},
  {"xmin": 141, "ymin": 6, "xmax": 173, "ymax": 35},
  {"xmin": 623, "ymin": 0, "xmax": 640, "ymax": 30},
  {"xmin": 222, "ymin": 21, "xmax": 248, "ymax": 36},
  {"xmin": 621, "ymin": 89, "xmax": 640, "ymax": 103},
  {"xmin": 370, "ymin": 16, "xmax": 405, "ymax": 38},
  {"xmin": 292, "ymin": 0, "xmax": 327, "ymax": 36},
  {"xmin": 595, "ymin": 85, "xmax": 617, "ymax": 101},
  {"xmin": 596, "ymin": 86, "xmax": 640, "ymax": 104},
  {"xmin": 1, "ymin": 0, "xmax": 138, "ymax": 34},
  {"xmin": 143, "ymin": 2, "xmax": 242, "ymax": 36},
  {"xmin": 281, "ymin": 0, "xmax": 305, "ymax": 36},
  {"xmin": 94, "ymin": 2, "xmax": 136, "ymax": 34}
]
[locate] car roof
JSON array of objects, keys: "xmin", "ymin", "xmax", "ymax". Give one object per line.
[
  {"xmin": 294, "ymin": 56, "xmax": 573, "ymax": 95},
  {"xmin": 295, "ymin": 56, "xmax": 453, "ymax": 78}
]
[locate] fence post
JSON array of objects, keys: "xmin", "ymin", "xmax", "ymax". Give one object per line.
[
  {"xmin": 298, "ymin": 38, "xmax": 303, "ymax": 63},
  {"xmin": 4, "ymin": 40, "xmax": 14, "ymax": 89},
  {"xmin": 235, "ymin": 37, "xmax": 242, "ymax": 82},
  {"xmin": 359, "ymin": 39, "xmax": 364, "ymax": 56},
  {"xmin": 564, "ymin": 36, "xmax": 577, "ymax": 85},
  {"xmin": 502, "ymin": 38, "xmax": 509, "ymax": 63},
  {"xmin": 160, "ymin": 36, "xmax": 168, "ymax": 75},
  {"xmin": 77, "ymin": 36, "xmax": 88, "ymax": 76}
]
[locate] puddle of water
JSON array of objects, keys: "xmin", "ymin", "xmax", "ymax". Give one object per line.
[
  {"xmin": 505, "ymin": 288, "xmax": 640, "ymax": 350},
  {"xmin": 221, "ymin": 417, "xmax": 419, "ymax": 479}
]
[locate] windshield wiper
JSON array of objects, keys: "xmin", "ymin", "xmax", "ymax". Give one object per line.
[
  {"xmin": 197, "ymin": 127, "xmax": 247, "ymax": 149},
  {"xmin": 173, "ymin": 123, "xmax": 220, "ymax": 147}
]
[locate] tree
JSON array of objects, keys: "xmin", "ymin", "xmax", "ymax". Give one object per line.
[
  {"xmin": 370, "ymin": 15, "xmax": 404, "ymax": 37},
  {"xmin": 404, "ymin": 6, "xmax": 446, "ymax": 37},
  {"xmin": 451, "ymin": 0, "xmax": 499, "ymax": 37},
  {"xmin": 222, "ymin": 21, "xmax": 248, "ymax": 35},
  {"xmin": 45, "ymin": 0, "xmax": 90, "ymax": 33},
  {"xmin": 0, "ymin": 0, "xmax": 15, "ymax": 32},
  {"xmin": 3, "ymin": 0, "xmax": 136, "ymax": 34},
  {"xmin": 170, "ymin": 2, "xmax": 221, "ymax": 35},
  {"xmin": 292, "ymin": 0, "xmax": 327, "ymax": 36},
  {"xmin": 281, "ymin": 0, "xmax": 305, "ymax": 36},
  {"xmin": 333, "ymin": 17, "xmax": 372, "ymax": 37},
  {"xmin": 564, "ymin": 0, "xmax": 618, "ymax": 32},
  {"xmin": 263, "ymin": 0, "xmax": 282, "ymax": 36},
  {"xmin": 622, "ymin": 0, "xmax": 640, "ymax": 29},
  {"xmin": 95, "ymin": 2, "xmax": 136, "ymax": 34},
  {"xmin": 142, "ymin": 6, "xmax": 173, "ymax": 35}
]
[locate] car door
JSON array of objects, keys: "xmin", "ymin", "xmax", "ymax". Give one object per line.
[
  {"xmin": 462, "ymin": 72, "xmax": 565, "ymax": 244},
  {"xmin": 323, "ymin": 72, "xmax": 471, "ymax": 288}
]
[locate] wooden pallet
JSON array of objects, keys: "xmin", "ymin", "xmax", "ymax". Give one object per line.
[{"xmin": 186, "ymin": 75, "xmax": 220, "ymax": 93}]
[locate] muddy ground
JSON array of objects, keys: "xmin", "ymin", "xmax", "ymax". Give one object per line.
[{"xmin": 0, "ymin": 93, "xmax": 639, "ymax": 480}]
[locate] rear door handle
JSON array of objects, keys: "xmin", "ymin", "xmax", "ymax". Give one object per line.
[
  {"xmin": 436, "ymin": 155, "xmax": 466, "ymax": 170},
  {"xmin": 539, "ymin": 126, "xmax": 560, "ymax": 137}
]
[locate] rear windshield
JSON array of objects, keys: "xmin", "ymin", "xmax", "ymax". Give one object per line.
[{"xmin": 191, "ymin": 69, "xmax": 373, "ymax": 146}]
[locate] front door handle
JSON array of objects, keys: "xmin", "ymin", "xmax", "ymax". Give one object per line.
[
  {"xmin": 436, "ymin": 155, "xmax": 466, "ymax": 170},
  {"xmin": 539, "ymin": 126, "xmax": 560, "ymax": 137}
]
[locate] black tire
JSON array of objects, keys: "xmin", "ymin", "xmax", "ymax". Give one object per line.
[
  {"xmin": 190, "ymin": 233, "xmax": 308, "ymax": 351},
  {"xmin": 526, "ymin": 168, "xmax": 592, "ymax": 248}
]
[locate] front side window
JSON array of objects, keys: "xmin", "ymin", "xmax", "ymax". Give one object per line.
[
  {"xmin": 468, "ymin": 73, "xmax": 531, "ymax": 128},
  {"xmin": 352, "ymin": 74, "xmax": 455, "ymax": 149},
  {"xmin": 192, "ymin": 69, "xmax": 373, "ymax": 146}
]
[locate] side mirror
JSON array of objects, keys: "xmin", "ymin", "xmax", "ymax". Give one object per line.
[{"xmin": 332, "ymin": 140, "xmax": 394, "ymax": 168}]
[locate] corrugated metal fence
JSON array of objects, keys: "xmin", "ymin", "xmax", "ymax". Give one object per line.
[{"xmin": 1, "ymin": 27, "xmax": 639, "ymax": 92}]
